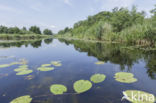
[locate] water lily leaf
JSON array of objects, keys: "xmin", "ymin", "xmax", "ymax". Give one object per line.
[
  {"xmin": 37, "ymin": 67, "xmax": 54, "ymax": 71},
  {"xmin": 19, "ymin": 65, "xmax": 28, "ymax": 68},
  {"xmin": 14, "ymin": 67, "xmax": 28, "ymax": 72},
  {"xmin": 95, "ymin": 61, "xmax": 105, "ymax": 65},
  {"xmin": 10, "ymin": 62, "xmax": 20, "ymax": 65},
  {"xmin": 90, "ymin": 74, "xmax": 106, "ymax": 83},
  {"xmin": 51, "ymin": 61, "xmax": 62, "ymax": 67},
  {"xmin": 41, "ymin": 64, "xmax": 51, "ymax": 67},
  {"xmin": 50, "ymin": 84, "xmax": 67, "ymax": 95},
  {"xmin": 10, "ymin": 95, "xmax": 32, "ymax": 103},
  {"xmin": 114, "ymin": 72, "xmax": 137, "ymax": 83},
  {"xmin": 123, "ymin": 90, "xmax": 156, "ymax": 103},
  {"xmin": 16, "ymin": 70, "xmax": 33, "ymax": 75},
  {"xmin": 73, "ymin": 80, "xmax": 92, "ymax": 93},
  {"xmin": 0, "ymin": 64, "xmax": 11, "ymax": 68}
]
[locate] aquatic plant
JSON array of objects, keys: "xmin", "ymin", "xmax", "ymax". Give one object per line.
[
  {"xmin": 10, "ymin": 95, "xmax": 32, "ymax": 103},
  {"xmin": 41, "ymin": 64, "xmax": 51, "ymax": 67},
  {"xmin": 50, "ymin": 84, "xmax": 67, "ymax": 95},
  {"xmin": 24, "ymin": 75, "xmax": 34, "ymax": 80},
  {"xmin": 37, "ymin": 67, "xmax": 54, "ymax": 71},
  {"xmin": 95, "ymin": 61, "xmax": 105, "ymax": 65},
  {"xmin": 19, "ymin": 65, "xmax": 28, "ymax": 68},
  {"xmin": 90, "ymin": 74, "xmax": 106, "ymax": 83},
  {"xmin": 0, "ymin": 64, "xmax": 11, "ymax": 68},
  {"xmin": 51, "ymin": 61, "xmax": 62, "ymax": 67},
  {"xmin": 73, "ymin": 80, "xmax": 92, "ymax": 93},
  {"xmin": 14, "ymin": 67, "xmax": 28, "ymax": 72},
  {"xmin": 114, "ymin": 72, "xmax": 137, "ymax": 83},
  {"xmin": 16, "ymin": 70, "xmax": 33, "ymax": 75},
  {"xmin": 122, "ymin": 90, "xmax": 156, "ymax": 103}
]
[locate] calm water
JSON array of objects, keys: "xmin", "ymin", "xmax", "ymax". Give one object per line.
[{"xmin": 0, "ymin": 39, "xmax": 156, "ymax": 103}]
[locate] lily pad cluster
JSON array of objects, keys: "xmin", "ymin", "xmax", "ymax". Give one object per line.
[
  {"xmin": 37, "ymin": 63, "xmax": 54, "ymax": 72},
  {"xmin": 95, "ymin": 61, "xmax": 105, "ymax": 65},
  {"xmin": 51, "ymin": 61, "xmax": 62, "ymax": 67},
  {"xmin": 14, "ymin": 65, "xmax": 33, "ymax": 75},
  {"xmin": 123, "ymin": 90, "xmax": 156, "ymax": 103},
  {"xmin": 114, "ymin": 72, "xmax": 137, "ymax": 83},
  {"xmin": 10, "ymin": 95, "xmax": 32, "ymax": 103},
  {"xmin": 90, "ymin": 74, "xmax": 106, "ymax": 83},
  {"xmin": 50, "ymin": 84, "xmax": 67, "ymax": 95}
]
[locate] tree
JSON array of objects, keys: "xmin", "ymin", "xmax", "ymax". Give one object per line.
[
  {"xmin": 0, "ymin": 26, "xmax": 8, "ymax": 34},
  {"xmin": 8, "ymin": 27, "xmax": 20, "ymax": 34},
  {"xmin": 43, "ymin": 29, "xmax": 53, "ymax": 35},
  {"xmin": 29, "ymin": 26, "xmax": 41, "ymax": 34}
]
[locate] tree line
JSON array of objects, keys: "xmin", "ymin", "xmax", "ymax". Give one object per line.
[
  {"xmin": 57, "ymin": 5, "xmax": 156, "ymax": 46},
  {"xmin": 0, "ymin": 26, "xmax": 53, "ymax": 35}
]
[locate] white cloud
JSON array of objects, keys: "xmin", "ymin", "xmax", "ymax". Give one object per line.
[
  {"xmin": 64, "ymin": 0, "xmax": 72, "ymax": 6},
  {"xmin": 30, "ymin": 3, "xmax": 43, "ymax": 12}
]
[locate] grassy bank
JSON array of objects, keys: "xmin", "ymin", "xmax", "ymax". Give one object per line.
[
  {"xmin": 0, "ymin": 34, "xmax": 52, "ymax": 40},
  {"xmin": 56, "ymin": 5, "xmax": 156, "ymax": 47}
]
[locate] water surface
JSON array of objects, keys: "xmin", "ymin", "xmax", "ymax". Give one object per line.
[{"xmin": 0, "ymin": 39, "xmax": 156, "ymax": 103}]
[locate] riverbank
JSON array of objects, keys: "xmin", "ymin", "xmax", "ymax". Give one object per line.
[{"xmin": 0, "ymin": 34, "xmax": 52, "ymax": 40}]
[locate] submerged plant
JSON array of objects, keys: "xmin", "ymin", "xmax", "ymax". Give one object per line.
[
  {"xmin": 95, "ymin": 61, "xmax": 105, "ymax": 65},
  {"xmin": 114, "ymin": 72, "xmax": 137, "ymax": 83},
  {"xmin": 122, "ymin": 90, "xmax": 156, "ymax": 103},
  {"xmin": 10, "ymin": 95, "xmax": 32, "ymax": 103},
  {"xmin": 41, "ymin": 64, "xmax": 51, "ymax": 67},
  {"xmin": 50, "ymin": 84, "xmax": 67, "ymax": 95},
  {"xmin": 73, "ymin": 80, "xmax": 92, "ymax": 93},
  {"xmin": 51, "ymin": 61, "xmax": 62, "ymax": 67},
  {"xmin": 90, "ymin": 74, "xmax": 106, "ymax": 83},
  {"xmin": 16, "ymin": 70, "xmax": 33, "ymax": 75},
  {"xmin": 37, "ymin": 67, "xmax": 54, "ymax": 71}
]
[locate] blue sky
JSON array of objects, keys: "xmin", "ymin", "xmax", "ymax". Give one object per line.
[{"xmin": 0, "ymin": 0, "xmax": 155, "ymax": 33}]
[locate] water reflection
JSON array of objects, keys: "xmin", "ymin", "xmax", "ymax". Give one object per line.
[{"xmin": 58, "ymin": 39, "xmax": 156, "ymax": 80}]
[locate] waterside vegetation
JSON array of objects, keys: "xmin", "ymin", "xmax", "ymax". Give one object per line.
[{"xmin": 56, "ymin": 5, "xmax": 156, "ymax": 47}]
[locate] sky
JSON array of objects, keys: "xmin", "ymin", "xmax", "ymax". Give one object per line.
[{"xmin": 0, "ymin": 0, "xmax": 155, "ymax": 33}]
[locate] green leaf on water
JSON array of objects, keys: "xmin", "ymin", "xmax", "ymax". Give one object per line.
[
  {"xmin": 37, "ymin": 67, "xmax": 54, "ymax": 71},
  {"xmin": 19, "ymin": 65, "xmax": 28, "ymax": 68},
  {"xmin": 0, "ymin": 64, "xmax": 11, "ymax": 68},
  {"xmin": 14, "ymin": 67, "xmax": 28, "ymax": 72},
  {"xmin": 73, "ymin": 80, "xmax": 92, "ymax": 93},
  {"xmin": 123, "ymin": 90, "xmax": 156, "ymax": 103},
  {"xmin": 114, "ymin": 72, "xmax": 137, "ymax": 83},
  {"xmin": 90, "ymin": 74, "xmax": 106, "ymax": 83},
  {"xmin": 95, "ymin": 61, "xmax": 105, "ymax": 65},
  {"xmin": 16, "ymin": 70, "xmax": 33, "ymax": 75},
  {"xmin": 41, "ymin": 64, "xmax": 51, "ymax": 67},
  {"xmin": 50, "ymin": 84, "xmax": 67, "ymax": 95},
  {"xmin": 10, "ymin": 95, "xmax": 32, "ymax": 103},
  {"xmin": 51, "ymin": 61, "xmax": 62, "ymax": 67}
]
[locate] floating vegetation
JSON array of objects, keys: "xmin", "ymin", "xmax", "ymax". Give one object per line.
[
  {"xmin": 41, "ymin": 64, "xmax": 51, "ymax": 67},
  {"xmin": 73, "ymin": 80, "xmax": 92, "ymax": 93},
  {"xmin": 90, "ymin": 74, "xmax": 106, "ymax": 83},
  {"xmin": 19, "ymin": 65, "xmax": 28, "ymax": 68},
  {"xmin": 114, "ymin": 72, "xmax": 137, "ymax": 83},
  {"xmin": 16, "ymin": 70, "xmax": 33, "ymax": 75},
  {"xmin": 51, "ymin": 61, "xmax": 62, "ymax": 67},
  {"xmin": 10, "ymin": 95, "xmax": 32, "ymax": 103},
  {"xmin": 10, "ymin": 62, "xmax": 21, "ymax": 65},
  {"xmin": 95, "ymin": 61, "xmax": 105, "ymax": 65},
  {"xmin": 0, "ymin": 64, "xmax": 11, "ymax": 68},
  {"xmin": 37, "ymin": 67, "xmax": 54, "ymax": 72},
  {"xmin": 14, "ymin": 67, "xmax": 28, "ymax": 72},
  {"xmin": 50, "ymin": 84, "xmax": 67, "ymax": 95},
  {"xmin": 122, "ymin": 90, "xmax": 156, "ymax": 103}
]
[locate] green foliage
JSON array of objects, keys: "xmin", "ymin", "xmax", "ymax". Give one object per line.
[
  {"xmin": 73, "ymin": 80, "xmax": 92, "ymax": 93},
  {"xmin": 43, "ymin": 29, "xmax": 53, "ymax": 35},
  {"xmin": 29, "ymin": 26, "xmax": 41, "ymax": 34},
  {"xmin": 57, "ymin": 5, "xmax": 156, "ymax": 47},
  {"xmin": 90, "ymin": 74, "xmax": 106, "ymax": 83},
  {"xmin": 50, "ymin": 84, "xmax": 67, "ymax": 95},
  {"xmin": 10, "ymin": 95, "xmax": 32, "ymax": 103}
]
